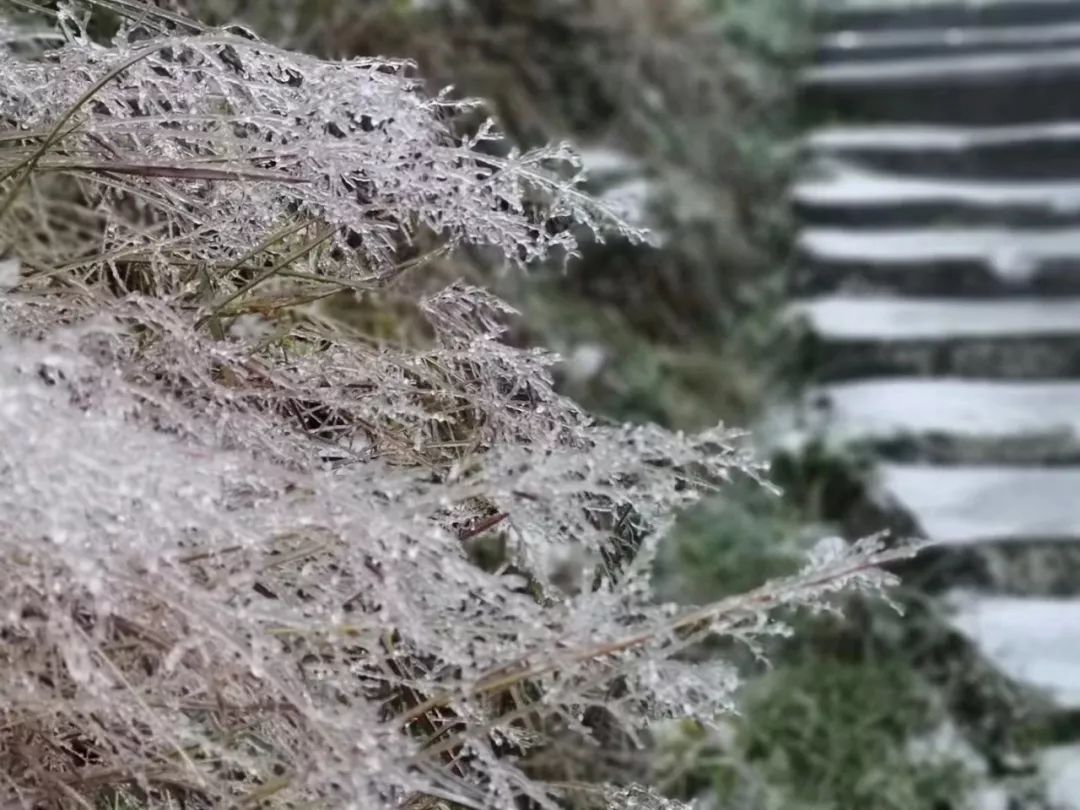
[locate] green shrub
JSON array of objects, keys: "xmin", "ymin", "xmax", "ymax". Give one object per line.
[{"xmin": 716, "ymin": 657, "xmax": 972, "ymax": 809}]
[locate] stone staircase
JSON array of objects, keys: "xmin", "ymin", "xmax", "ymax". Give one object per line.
[{"xmin": 793, "ymin": 0, "xmax": 1080, "ymax": 800}]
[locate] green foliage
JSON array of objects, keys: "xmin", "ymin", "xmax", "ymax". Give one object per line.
[
  {"xmin": 770, "ymin": 441, "xmax": 876, "ymax": 525},
  {"xmin": 712, "ymin": 0, "xmax": 813, "ymax": 65},
  {"xmin": 652, "ymin": 442, "xmax": 991, "ymax": 808},
  {"xmin": 514, "ymin": 281, "xmax": 787, "ymax": 429},
  {"xmin": 715, "ymin": 657, "xmax": 972, "ymax": 809},
  {"xmin": 656, "ymin": 481, "xmax": 803, "ymax": 603}
]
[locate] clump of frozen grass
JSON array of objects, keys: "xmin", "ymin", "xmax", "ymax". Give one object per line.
[{"xmin": 0, "ymin": 2, "xmax": 912, "ymax": 807}]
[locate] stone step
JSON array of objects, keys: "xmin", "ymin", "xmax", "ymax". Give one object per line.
[
  {"xmin": 818, "ymin": 20, "xmax": 1080, "ymax": 63},
  {"xmin": 814, "ymin": 0, "xmax": 1080, "ymax": 33},
  {"xmin": 802, "ymin": 48, "xmax": 1080, "ymax": 124},
  {"xmin": 794, "ymin": 295, "xmax": 1080, "ymax": 379},
  {"xmin": 1040, "ymin": 745, "xmax": 1080, "ymax": 808},
  {"xmin": 794, "ymin": 164, "xmax": 1080, "ymax": 226},
  {"xmin": 795, "ymin": 294, "xmax": 1080, "ymax": 339},
  {"xmin": 945, "ymin": 591, "xmax": 1080, "ymax": 707},
  {"xmin": 805, "ymin": 122, "xmax": 1080, "ymax": 179},
  {"xmin": 890, "ymin": 467, "xmax": 1080, "ymax": 595},
  {"xmin": 884, "ymin": 464, "xmax": 1080, "ymax": 544},
  {"xmin": 802, "ymin": 378, "xmax": 1080, "ymax": 462},
  {"xmin": 796, "ymin": 227, "xmax": 1080, "ymax": 295}
]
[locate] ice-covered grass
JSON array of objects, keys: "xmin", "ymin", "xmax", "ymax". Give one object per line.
[{"xmin": 0, "ymin": 2, "xmax": 909, "ymax": 807}]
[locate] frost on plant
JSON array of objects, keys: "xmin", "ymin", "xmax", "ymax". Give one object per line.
[
  {"xmin": 0, "ymin": 3, "xmax": 912, "ymax": 808},
  {"xmin": 1, "ymin": 1, "xmax": 639, "ymax": 277}
]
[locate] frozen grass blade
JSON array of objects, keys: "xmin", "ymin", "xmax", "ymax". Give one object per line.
[{"xmin": 0, "ymin": 3, "xmax": 908, "ymax": 808}]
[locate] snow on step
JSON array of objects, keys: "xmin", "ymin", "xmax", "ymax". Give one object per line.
[
  {"xmin": 802, "ymin": 48, "xmax": 1080, "ymax": 124},
  {"xmin": 801, "ymin": 227, "xmax": 1080, "ymax": 270},
  {"xmin": 803, "ymin": 48, "xmax": 1080, "ymax": 86},
  {"xmin": 804, "ymin": 122, "xmax": 1080, "ymax": 178},
  {"xmin": 794, "ymin": 295, "xmax": 1080, "ymax": 341},
  {"xmin": 883, "ymin": 464, "xmax": 1080, "ymax": 544},
  {"xmin": 1040, "ymin": 745, "xmax": 1080, "ymax": 809},
  {"xmin": 819, "ymin": 20, "xmax": 1080, "ymax": 62},
  {"xmin": 816, "ymin": 0, "xmax": 1080, "ymax": 31},
  {"xmin": 793, "ymin": 163, "xmax": 1080, "ymax": 219},
  {"xmin": 800, "ymin": 227, "xmax": 1080, "ymax": 282},
  {"xmin": 807, "ymin": 378, "xmax": 1080, "ymax": 443},
  {"xmin": 807, "ymin": 121, "xmax": 1080, "ymax": 153},
  {"xmin": 946, "ymin": 592, "xmax": 1080, "ymax": 707}
]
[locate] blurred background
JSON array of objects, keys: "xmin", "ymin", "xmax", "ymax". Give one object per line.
[{"xmin": 171, "ymin": 0, "xmax": 1080, "ymax": 806}]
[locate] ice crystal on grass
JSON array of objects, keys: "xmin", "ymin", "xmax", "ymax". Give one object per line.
[
  {"xmin": 1, "ymin": 3, "xmax": 638, "ymax": 279},
  {"xmin": 0, "ymin": 2, "xmax": 912, "ymax": 808}
]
